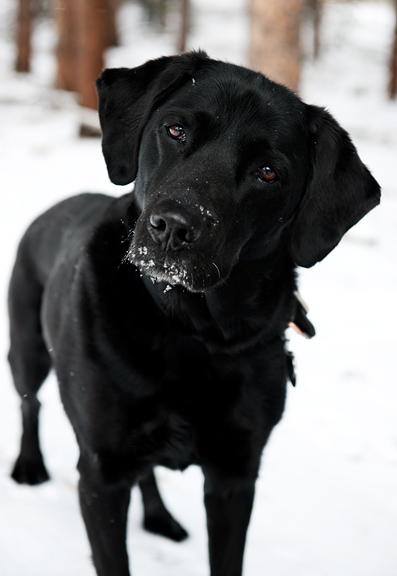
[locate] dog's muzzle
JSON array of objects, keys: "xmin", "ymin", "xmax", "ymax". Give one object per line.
[{"xmin": 127, "ymin": 199, "xmax": 222, "ymax": 291}]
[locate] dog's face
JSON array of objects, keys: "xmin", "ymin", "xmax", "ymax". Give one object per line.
[
  {"xmin": 129, "ymin": 68, "xmax": 311, "ymax": 291},
  {"xmin": 97, "ymin": 52, "xmax": 380, "ymax": 292}
]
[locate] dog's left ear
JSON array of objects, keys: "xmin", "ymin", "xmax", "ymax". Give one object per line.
[
  {"xmin": 289, "ymin": 106, "xmax": 380, "ymax": 268},
  {"xmin": 96, "ymin": 51, "xmax": 209, "ymax": 185}
]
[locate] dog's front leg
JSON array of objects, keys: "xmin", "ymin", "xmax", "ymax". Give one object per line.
[
  {"xmin": 203, "ymin": 467, "xmax": 256, "ymax": 576},
  {"xmin": 78, "ymin": 459, "xmax": 132, "ymax": 576}
]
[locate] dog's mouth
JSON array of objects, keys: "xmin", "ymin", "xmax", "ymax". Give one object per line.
[
  {"xmin": 129, "ymin": 244, "xmax": 191, "ymax": 287},
  {"xmin": 126, "ymin": 242, "xmax": 222, "ymax": 293}
]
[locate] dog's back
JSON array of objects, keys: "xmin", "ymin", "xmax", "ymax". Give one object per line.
[{"xmin": 11, "ymin": 193, "xmax": 113, "ymax": 287}]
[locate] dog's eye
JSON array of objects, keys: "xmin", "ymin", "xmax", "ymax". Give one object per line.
[
  {"xmin": 257, "ymin": 166, "xmax": 278, "ymax": 184},
  {"xmin": 167, "ymin": 125, "xmax": 186, "ymax": 143}
]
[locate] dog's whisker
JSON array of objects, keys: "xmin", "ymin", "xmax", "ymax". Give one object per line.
[{"xmin": 212, "ymin": 262, "xmax": 221, "ymax": 279}]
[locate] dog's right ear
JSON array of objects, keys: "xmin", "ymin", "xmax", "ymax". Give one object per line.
[{"xmin": 96, "ymin": 51, "xmax": 209, "ymax": 185}]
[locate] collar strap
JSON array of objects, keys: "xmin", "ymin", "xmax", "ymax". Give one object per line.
[
  {"xmin": 289, "ymin": 291, "xmax": 316, "ymax": 339},
  {"xmin": 142, "ymin": 276, "xmax": 315, "ymax": 342}
]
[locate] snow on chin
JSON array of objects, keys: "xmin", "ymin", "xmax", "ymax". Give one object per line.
[
  {"xmin": 126, "ymin": 244, "xmax": 193, "ymax": 288},
  {"xmin": 142, "ymin": 263, "xmax": 190, "ymax": 288}
]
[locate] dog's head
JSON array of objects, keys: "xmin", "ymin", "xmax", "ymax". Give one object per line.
[{"xmin": 97, "ymin": 52, "xmax": 380, "ymax": 292}]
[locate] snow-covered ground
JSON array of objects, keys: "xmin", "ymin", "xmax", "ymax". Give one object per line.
[{"xmin": 0, "ymin": 0, "xmax": 396, "ymax": 574}]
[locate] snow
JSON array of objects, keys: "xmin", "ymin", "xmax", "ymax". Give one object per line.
[{"xmin": 0, "ymin": 0, "xmax": 397, "ymax": 574}]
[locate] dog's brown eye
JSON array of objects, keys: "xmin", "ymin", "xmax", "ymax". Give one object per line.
[
  {"xmin": 257, "ymin": 166, "xmax": 278, "ymax": 183},
  {"xmin": 167, "ymin": 125, "xmax": 186, "ymax": 142}
]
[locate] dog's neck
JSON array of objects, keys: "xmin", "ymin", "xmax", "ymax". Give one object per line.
[{"xmin": 142, "ymin": 247, "xmax": 298, "ymax": 354}]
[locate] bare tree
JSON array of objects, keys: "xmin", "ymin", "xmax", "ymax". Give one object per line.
[
  {"xmin": 74, "ymin": 0, "xmax": 109, "ymax": 110},
  {"xmin": 388, "ymin": 0, "xmax": 397, "ymax": 99},
  {"xmin": 54, "ymin": 0, "xmax": 78, "ymax": 91},
  {"xmin": 54, "ymin": 0, "xmax": 117, "ymax": 110},
  {"xmin": 306, "ymin": 0, "xmax": 323, "ymax": 59},
  {"xmin": 177, "ymin": 0, "xmax": 190, "ymax": 53},
  {"xmin": 15, "ymin": 0, "xmax": 33, "ymax": 72},
  {"xmin": 106, "ymin": 0, "xmax": 121, "ymax": 47},
  {"xmin": 250, "ymin": 0, "xmax": 304, "ymax": 92}
]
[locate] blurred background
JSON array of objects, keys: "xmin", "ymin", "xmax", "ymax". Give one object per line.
[{"xmin": 0, "ymin": 1, "xmax": 397, "ymax": 575}]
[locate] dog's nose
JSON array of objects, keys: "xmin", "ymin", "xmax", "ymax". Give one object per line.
[{"xmin": 148, "ymin": 204, "xmax": 203, "ymax": 251}]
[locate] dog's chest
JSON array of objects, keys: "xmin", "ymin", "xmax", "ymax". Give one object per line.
[
  {"xmin": 152, "ymin": 410, "xmax": 199, "ymax": 470},
  {"xmin": 116, "ymin": 351, "xmax": 282, "ymax": 476},
  {"xmin": 121, "ymin": 399, "xmax": 251, "ymax": 474}
]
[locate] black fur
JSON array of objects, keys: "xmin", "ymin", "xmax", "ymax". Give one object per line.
[{"xmin": 8, "ymin": 52, "xmax": 380, "ymax": 576}]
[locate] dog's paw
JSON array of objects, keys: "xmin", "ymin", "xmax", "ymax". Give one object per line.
[
  {"xmin": 143, "ymin": 512, "xmax": 189, "ymax": 542},
  {"xmin": 11, "ymin": 455, "xmax": 50, "ymax": 485}
]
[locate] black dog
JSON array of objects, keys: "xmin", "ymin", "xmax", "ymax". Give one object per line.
[{"xmin": 8, "ymin": 52, "xmax": 380, "ymax": 576}]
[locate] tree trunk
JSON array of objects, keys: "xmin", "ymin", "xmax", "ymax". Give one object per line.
[
  {"xmin": 15, "ymin": 0, "xmax": 33, "ymax": 72},
  {"xmin": 250, "ymin": 0, "xmax": 304, "ymax": 92},
  {"xmin": 54, "ymin": 0, "xmax": 78, "ymax": 91},
  {"xmin": 306, "ymin": 0, "xmax": 323, "ymax": 59},
  {"xmin": 106, "ymin": 0, "xmax": 120, "ymax": 47},
  {"xmin": 177, "ymin": 0, "xmax": 189, "ymax": 53},
  {"xmin": 75, "ymin": 0, "xmax": 109, "ymax": 110},
  {"xmin": 55, "ymin": 0, "xmax": 114, "ymax": 110},
  {"xmin": 388, "ymin": 0, "xmax": 397, "ymax": 99}
]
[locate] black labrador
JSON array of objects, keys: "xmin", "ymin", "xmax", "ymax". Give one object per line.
[{"xmin": 8, "ymin": 52, "xmax": 380, "ymax": 576}]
